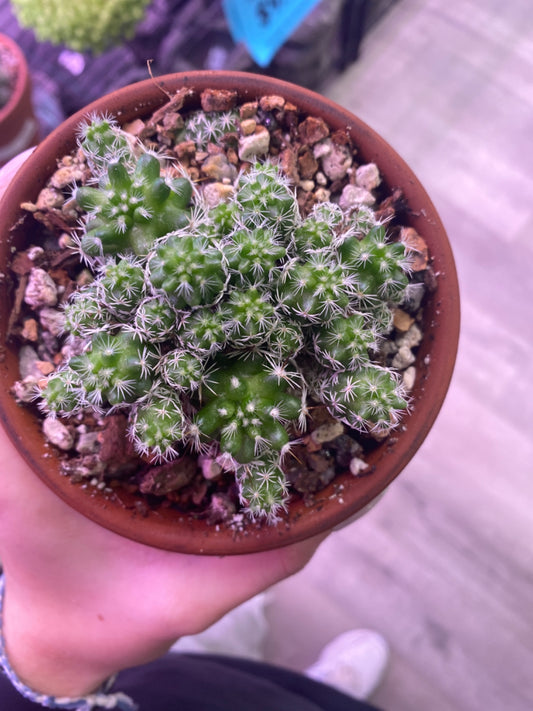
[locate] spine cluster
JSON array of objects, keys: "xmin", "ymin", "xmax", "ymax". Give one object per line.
[{"xmin": 42, "ymin": 116, "xmax": 412, "ymax": 521}]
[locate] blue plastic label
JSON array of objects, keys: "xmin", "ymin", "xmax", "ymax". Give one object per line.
[{"xmin": 222, "ymin": 0, "xmax": 322, "ymax": 67}]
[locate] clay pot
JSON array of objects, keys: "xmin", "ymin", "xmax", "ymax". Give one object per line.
[
  {"xmin": 0, "ymin": 33, "xmax": 39, "ymax": 167},
  {"xmin": 0, "ymin": 71, "xmax": 460, "ymax": 555}
]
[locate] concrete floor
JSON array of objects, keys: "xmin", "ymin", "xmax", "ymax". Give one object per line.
[{"xmin": 263, "ymin": 1, "xmax": 533, "ymax": 710}]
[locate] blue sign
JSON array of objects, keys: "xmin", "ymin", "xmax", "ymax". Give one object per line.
[{"xmin": 222, "ymin": 0, "xmax": 322, "ymax": 67}]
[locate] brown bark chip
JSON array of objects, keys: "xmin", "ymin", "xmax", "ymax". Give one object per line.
[{"xmin": 200, "ymin": 89, "xmax": 238, "ymax": 112}]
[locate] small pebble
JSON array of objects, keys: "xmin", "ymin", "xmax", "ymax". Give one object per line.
[
  {"xmin": 238, "ymin": 127, "xmax": 270, "ymax": 161},
  {"xmin": 313, "ymin": 141, "xmax": 331, "ymax": 159},
  {"xmin": 402, "ymin": 283, "xmax": 426, "ymax": 313},
  {"xmin": 11, "ymin": 376, "xmax": 39, "ymax": 403},
  {"xmin": 24, "ymin": 268, "xmax": 58, "ymax": 308},
  {"xmin": 50, "ymin": 165, "xmax": 85, "ymax": 190},
  {"xmin": 76, "ymin": 431, "xmax": 100, "ymax": 455},
  {"xmin": 401, "ymin": 226, "xmax": 429, "ymax": 271},
  {"xmin": 35, "ymin": 360, "xmax": 55, "ymax": 376},
  {"xmin": 314, "ymin": 187, "xmax": 331, "ymax": 202},
  {"xmin": 392, "ymin": 344, "xmax": 416, "ymax": 370},
  {"xmin": 18, "ymin": 345, "xmax": 40, "ymax": 379},
  {"xmin": 36, "ymin": 187, "xmax": 64, "ymax": 210},
  {"xmin": 239, "ymin": 101, "xmax": 258, "ymax": 119},
  {"xmin": 58, "ymin": 233, "xmax": 74, "ymax": 249},
  {"xmin": 397, "ymin": 323, "xmax": 423, "ymax": 350},
  {"xmin": 240, "ymin": 118, "xmax": 257, "ymax": 136},
  {"xmin": 259, "ymin": 95, "xmax": 285, "ymax": 112},
  {"xmin": 202, "ymin": 182, "xmax": 235, "ymax": 207},
  {"xmin": 321, "ymin": 140, "xmax": 352, "ymax": 181},
  {"xmin": 339, "ymin": 184, "xmax": 375, "ymax": 210},
  {"xmin": 298, "ymin": 116, "xmax": 330, "ymax": 145},
  {"xmin": 311, "ymin": 421, "xmax": 344, "ymax": 445},
  {"xmin": 21, "ymin": 318, "xmax": 39, "ymax": 341},
  {"xmin": 27, "ymin": 246, "xmax": 44, "ymax": 262},
  {"xmin": 393, "ymin": 308, "xmax": 415, "ymax": 333},
  {"xmin": 355, "ymin": 163, "xmax": 381, "ymax": 191},
  {"xmin": 39, "ymin": 307, "xmax": 66, "ymax": 337},
  {"xmin": 403, "ymin": 366, "xmax": 417, "ymax": 392},
  {"xmin": 201, "ymin": 153, "xmax": 236, "ymax": 182},
  {"xmin": 298, "ymin": 180, "xmax": 315, "ymax": 192},
  {"xmin": 198, "ymin": 455, "xmax": 223, "ymax": 480},
  {"xmin": 43, "ymin": 416, "xmax": 74, "ymax": 451}
]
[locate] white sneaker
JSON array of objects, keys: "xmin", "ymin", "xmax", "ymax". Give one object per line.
[{"xmin": 305, "ymin": 629, "xmax": 389, "ymax": 700}]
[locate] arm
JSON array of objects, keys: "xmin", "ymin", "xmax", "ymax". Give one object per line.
[{"xmin": 0, "ymin": 424, "xmax": 325, "ymax": 699}]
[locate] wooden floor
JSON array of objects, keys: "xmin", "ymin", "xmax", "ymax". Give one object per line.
[{"xmin": 262, "ymin": 1, "xmax": 533, "ymax": 710}]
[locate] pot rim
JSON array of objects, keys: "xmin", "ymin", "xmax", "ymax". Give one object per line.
[{"xmin": 0, "ymin": 70, "xmax": 460, "ymax": 554}]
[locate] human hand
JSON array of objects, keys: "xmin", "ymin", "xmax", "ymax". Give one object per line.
[
  {"xmin": 0, "ymin": 425, "xmax": 327, "ymax": 698},
  {"xmin": 0, "ymin": 148, "xmax": 35, "ymax": 202}
]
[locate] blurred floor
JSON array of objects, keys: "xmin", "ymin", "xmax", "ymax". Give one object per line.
[{"xmin": 263, "ymin": 1, "xmax": 533, "ymax": 710}]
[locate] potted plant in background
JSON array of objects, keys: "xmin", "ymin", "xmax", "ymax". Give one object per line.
[
  {"xmin": 0, "ymin": 71, "xmax": 460, "ymax": 555},
  {"xmin": 0, "ymin": 32, "xmax": 39, "ymax": 167}
]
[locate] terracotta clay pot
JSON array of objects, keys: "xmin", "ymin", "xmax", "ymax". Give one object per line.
[
  {"xmin": 0, "ymin": 33, "xmax": 40, "ymax": 167},
  {"xmin": 0, "ymin": 71, "xmax": 460, "ymax": 555}
]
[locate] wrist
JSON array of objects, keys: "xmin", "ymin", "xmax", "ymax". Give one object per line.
[{"xmin": 1, "ymin": 573, "xmax": 119, "ymax": 699}]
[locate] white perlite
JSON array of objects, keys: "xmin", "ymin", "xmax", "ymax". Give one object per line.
[{"xmin": 350, "ymin": 457, "xmax": 369, "ymax": 476}]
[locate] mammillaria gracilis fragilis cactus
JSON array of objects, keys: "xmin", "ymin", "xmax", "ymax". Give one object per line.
[{"xmin": 40, "ymin": 115, "xmax": 412, "ymax": 521}]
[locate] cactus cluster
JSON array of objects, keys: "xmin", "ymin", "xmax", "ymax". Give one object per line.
[
  {"xmin": 179, "ymin": 109, "xmax": 239, "ymax": 150},
  {"xmin": 11, "ymin": 0, "xmax": 151, "ymax": 53},
  {"xmin": 41, "ymin": 116, "xmax": 412, "ymax": 521}
]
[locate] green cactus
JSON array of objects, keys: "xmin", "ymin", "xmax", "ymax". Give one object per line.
[
  {"xmin": 180, "ymin": 109, "xmax": 239, "ymax": 150},
  {"xmin": 338, "ymin": 224, "xmax": 411, "ymax": 304},
  {"xmin": 320, "ymin": 366, "xmax": 408, "ymax": 434},
  {"xmin": 159, "ymin": 351, "xmax": 206, "ymax": 392},
  {"xmin": 44, "ymin": 330, "xmax": 157, "ymax": 413},
  {"xmin": 194, "ymin": 357, "xmax": 301, "ymax": 464},
  {"xmin": 220, "ymin": 288, "xmax": 278, "ymax": 348},
  {"xmin": 63, "ymin": 283, "xmax": 111, "ymax": 337},
  {"xmin": 37, "ymin": 114, "xmax": 415, "ymax": 522},
  {"xmin": 147, "ymin": 232, "xmax": 226, "ymax": 309},
  {"xmin": 238, "ymin": 458, "xmax": 290, "ymax": 522},
  {"xmin": 130, "ymin": 388, "xmax": 186, "ymax": 461},
  {"xmin": 224, "ymin": 227, "xmax": 286, "ymax": 286},
  {"xmin": 77, "ymin": 116, "xmax": 131, "ymax": 171},
  {"xmin": 278, "ymin": 253, "xmax": 355, "ymax": 322},
  {"xmin": 134, "ymin": 296, "xmax": 177, "ymax": 342},
  {"xmin": 177, "ymin": 308, "xmax": 227, "ymax": 355},
  {"xmin": 313, "ymin": 313, "xmax": 379, "ymax": 370},
  {"xmin": 236, "ymin": 162, "xmax": 298, "ymax": 236},
  {"xmin": 98, "ymin": 257, "xmax": 146, "ymax": 317},
  {"xmin": 11, "ymin": 0, "xmax": 151, "ymax": 53},
  {"xmin": 76, "ymin": 150, "xmax": 192, "ymax": 257}
]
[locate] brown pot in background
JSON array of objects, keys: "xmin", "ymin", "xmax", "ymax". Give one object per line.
[
  {"xmin": 0, "ymin": 71, "xmax": 460, "ymax": 555},
  {"xmin": 0, "ymin": 33, "xmax": 40, "ymax": 167}
]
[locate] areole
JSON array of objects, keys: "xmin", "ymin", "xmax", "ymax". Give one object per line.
[{"xmin": 0, "ymin": 71, "xmax": 460, "ymax": 555}]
